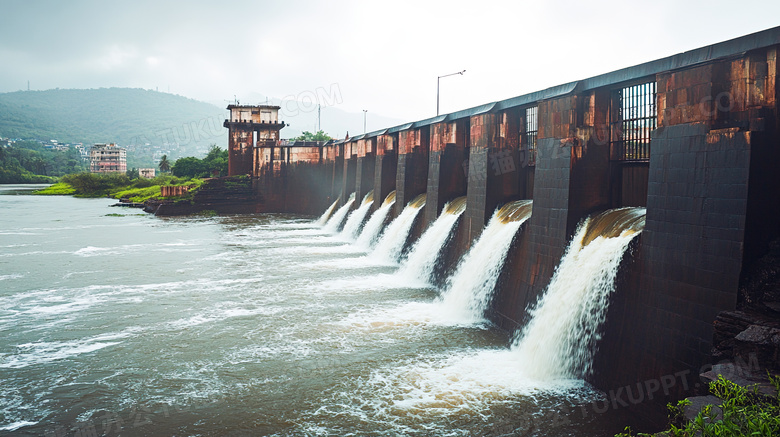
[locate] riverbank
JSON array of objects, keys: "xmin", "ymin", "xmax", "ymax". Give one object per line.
[
  {"xmin": 29, "ymin": 173, "xmax": 260, "ymax": 217},
  {"xmin": 32, "ymin": 172, "xmax": 202, "ymax": 202}
]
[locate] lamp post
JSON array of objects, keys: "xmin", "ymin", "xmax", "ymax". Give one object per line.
[
  {"xmin": 363, "ymin": 109, "xmax": 367, "ymax": 133},
  {"xmin": 437, "ymin": 70, "xmax": 466, "ymax": 116}
]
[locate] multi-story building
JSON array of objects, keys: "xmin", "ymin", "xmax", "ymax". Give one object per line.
[{"xmin": 89, "ymin": 143, "xmax": 127, "ymax": 173}]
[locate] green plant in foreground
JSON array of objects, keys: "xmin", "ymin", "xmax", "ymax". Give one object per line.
[
  {"xmin": 617, "ymin": 374, "xmax": 780, "ymax": 437},
  {"xmin": 33, "ymin": 182, "xmax": 76, "ymax": 195},
  {"xmin": 194, "ymin": 209, "xmax": 217, "ymax": 217}
]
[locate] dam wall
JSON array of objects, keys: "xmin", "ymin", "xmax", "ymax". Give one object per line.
[{"xmin": 231, "ymin": 27, "xmax": 780, "ymax": 408}]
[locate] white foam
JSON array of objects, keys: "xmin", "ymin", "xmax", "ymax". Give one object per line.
[
  {"xmin": 0, "ymin": 421, "xmax": 38, "ymax": 432},
  {"xmin": 0, "ymin": 330, "xmax": 138, "ymax": 369},
  {"xmin": 315, "ymin": 273, "xmax": 427, "ymax": 293},
  {"xmin": 0, "ymin": 274, "xmax": 24, "ymax": 281}
]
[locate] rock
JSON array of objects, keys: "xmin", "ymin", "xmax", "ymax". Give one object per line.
[
  {"xmin": 712, "ymin": 310, "xmax": 780, "ymax": 363},
  {"xmin": 735, "ymin": 324, "xmax": 780, "ymax": 345},
  {"xmin": 764, "ymin": 301, "xmax": 780, "ymax": 314},
  {"xmin": 700, "ymin": 363, "xmax": 778, "ymax": 398},
  {"xmin": 734, "ymin": 324, "xmax": 780, "ymax": 372},
  {"xmin": 683, "ymin": 395, "xmax": 722, "ymax": 423}
]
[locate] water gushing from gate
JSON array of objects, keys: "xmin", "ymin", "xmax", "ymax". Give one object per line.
[
  {"xmin": 511, "ymin": 207, "xmax": 646, "ymax": 379},
  {"xmin": 395, "ymin": 197, "xmax": 467, "ymax": 285},
  {"xmin": 322, "ymin": 192, "xmax": 355, "ymax": 233},
  {"xmin": 341, "ymin": 191, "xmax": 374, "ymax": 239},
  {"xmin": 355, "ymin": 191, "xmax": 396, "ymax": 249},
  {"xmin": 370, "ymin": 194, "xmax": 426, "ymax": 263},
  {"xmin": 436, "ymin": 200, "xmax": 533, "ymax": 323},
  {"xmin": 316, "ymin": 199, "xmax": 339, "ymax": 226}
]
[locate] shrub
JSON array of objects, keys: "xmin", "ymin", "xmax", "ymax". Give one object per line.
[{"xmin": 617, "ymin": 374, "xmax": 780, "ymax": 437}]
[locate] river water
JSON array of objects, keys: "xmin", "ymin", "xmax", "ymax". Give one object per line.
[{"xmin": 0, "ymin": 185, "xmax": 640, "ymax": 436}]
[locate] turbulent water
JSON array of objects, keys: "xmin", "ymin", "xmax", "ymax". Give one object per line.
[{"xmin": 0, "ymin": 185, "xmax": 641, "ymax": 436}]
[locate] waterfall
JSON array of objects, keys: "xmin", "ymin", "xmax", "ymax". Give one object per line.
[
  {"xmin": 322, "ymin": 192, "xmax": 355, "ymax": 233},
  {"xmin": 316, "ymin": 199, "xmax": 339, "ymax": 226},
  {"xmin": 340, "ymin": 191, "xmax": 374, "ymax": 239},
  {"xmin": 395, "ymin": 197, "xmax": 467, "ymax": 285},
  {"xmin": 355, "ymin": 191, "xmax": 396, "ymax": 249},
  {"xmin": 436, "ymin": 200, "xmax": 533, "ymax": 323},
  {"xmin": 370, "ymin": 194, "xmax": 426, "ymax": 263},
  {"xmin": 511, "ymin": 207, "xmax": 646, "ymax": 380}
]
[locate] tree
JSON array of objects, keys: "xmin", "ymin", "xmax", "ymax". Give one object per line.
[
  {"xmin": 293, "ymin": 130, "xmax": 333, "ymax": 142},
  {"xmin": 171, "ymin": 156, "xmax": 207, "ymax": 178},
  {"xmin": 158, "ymin": 155, "xmax": 171, "ymax": 173},
  {"xmin": 203, "ymin": 144, "xmax": 228, "ymax": 177}
]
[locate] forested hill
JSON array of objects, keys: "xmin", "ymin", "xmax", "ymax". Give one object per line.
[{"xmin": 0, "ymin": 88, "xmax": 225, "ymax": 148}]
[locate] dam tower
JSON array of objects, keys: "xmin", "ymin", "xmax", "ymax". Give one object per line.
[{"xmin": 224, "ymin": 104, "xmax": 285, "ymax": 176}]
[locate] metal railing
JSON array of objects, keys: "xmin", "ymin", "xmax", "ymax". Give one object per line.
[
  {"xmin": 524, "ymin": 106, "xmax": 538, "ymax": 166},
  {"xmin": 611, "ymin": 81, "xmax": 656, "ymax": 161}
]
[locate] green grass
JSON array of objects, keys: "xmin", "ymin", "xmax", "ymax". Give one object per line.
[
  {"xmin": 110, "ymin": 186, "xmax": 162, "ymax": 203},
  {"xmin": 33, "ymin": 173, "xmax": 204, "ymax": 203},
  {"xmin": 33, "ymin": 182, "xmax": 76, "ymax": 195}
]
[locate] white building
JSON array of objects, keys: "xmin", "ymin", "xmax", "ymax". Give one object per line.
[{"xmin": 90, "ymin": 143, "xmax": 127, "ymax": 173}]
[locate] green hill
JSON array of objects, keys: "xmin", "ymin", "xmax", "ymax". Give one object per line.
[{"xmin": 0, "ymin": 88, "xmax": 227, "ymax": 166}]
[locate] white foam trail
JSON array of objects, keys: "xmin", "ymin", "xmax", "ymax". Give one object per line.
[
  {"xmin": 316, "ymin": 199, "xmax": 339, "ymax": 225},
  {"xmin": 0, "ymin": 330, "xmax": 139, "ymax": 369},
  {"xmin": 355, "ymin": 201, "xmax": 394, "ymax": 249},
  {"xmin": 436, "ymin": 209, "xmax": 529, "ymax": 324},
  {"xmin": 0, "ymin": 421, "xmax": 38, "ymax": 432},
  {"xmin": 0, "ymin": 274, "xmax": 24, "ymax": 281},
  {"xmin": 511, "ymin": 210, "xmax": 644, "ymax": 380},
  {"xmin": 341, "ymin": 198, "xmax": 374, "ymax": 240},
  {"xmin": 322, "ymin": 193, "xmax": 355, "ymax": 233},
  {"xmin": 395, "ymin": 208, "xmax": 464, "ymax": 286},
  {"xmin": 370, "ymin": 202, "xmax": 424, "ymax": 263}
]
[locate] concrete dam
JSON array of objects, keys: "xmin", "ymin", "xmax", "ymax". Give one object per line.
[{"xmin": 221, "ymin": 26, "xmax": 780, "ymax": 415}]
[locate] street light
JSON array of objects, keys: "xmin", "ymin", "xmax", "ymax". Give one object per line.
[
  {"xmin": 437, "ymin": 70, "xmax": 466, "ymax": 116},
  {"xmin": 363, "ymin": 109, "xmax": 367, "ymax": 133}
]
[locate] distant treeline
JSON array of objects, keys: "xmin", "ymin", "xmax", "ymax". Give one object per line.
[{"xmin": 0, "ymin": 141, "xmax": 86, "ymax": 183}]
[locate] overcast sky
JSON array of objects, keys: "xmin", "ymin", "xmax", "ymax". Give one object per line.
[{"xmin": 2, "ymin": 0, "xmax": 779, "ymax": 128}]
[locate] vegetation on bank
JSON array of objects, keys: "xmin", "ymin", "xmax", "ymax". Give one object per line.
[
  {"xmin": 34, "ymin": 172, "xmax": 203, "ymax": 202},
  {"xmin": 617, "ymin": 374, "xmax": 780, "ymax": 437},
  {"xmin": 0, "ymin": 140, "xmax": 86, "ymax": 183},
  {"xmin": 171, "ymin": 145, "xmax": 227, "ymax": 178}
]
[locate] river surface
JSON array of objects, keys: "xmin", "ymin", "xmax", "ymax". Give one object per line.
[{"xmin": 0, "ymin": 185, "xmax": 639, "ymax": 436}]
